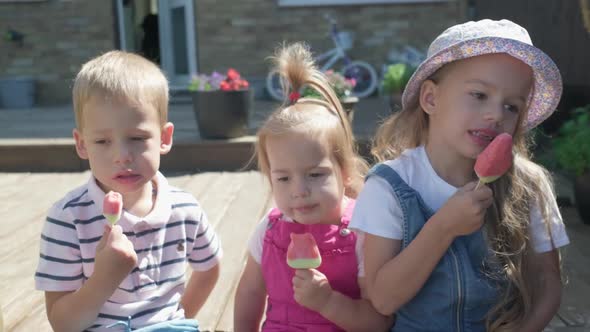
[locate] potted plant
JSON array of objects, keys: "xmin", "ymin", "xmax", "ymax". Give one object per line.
[
  {"xmin": 302, "ymin": 70, "xmax": 358, "ymax": 122},
  {"xmin": 380, "ymin": 63, "xmax": 415, "ymax": 112},
  {"xmin": 553, "ymin": 105, "xmax": 590, "ymax": 224},
  {"xmin": 188, "ymin": 68, "xmax": 253, "ymax": 139}
]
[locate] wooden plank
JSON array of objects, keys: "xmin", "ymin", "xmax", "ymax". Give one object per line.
[
  {"xmin": 186, "ymin": 172, "xmax": 246, "ymax": 230},
  {"xmin": 0, "ymin": 173, "xmax": 89, "ymax": 268},
  {"xmin": 0, "ymin": 173, "xmax": 89, "ymax": 332},
  {"xmin": 0, "ymin": 173, "xmax": 89, "ymax": 266},
  {"xmin": 0, "ymin": 173, "xmax": 29, "ymax": 187},
  {"xmin": 9, "ymin": 299, "xmax": 51, "ymax": 332},
  {"xmin": 193, "ymin": 171, "xmax": 271, "ymax": 332},
  {"xmin": 215, "ymin": 197, "xmax": 273, "ymax": 332},
  {"xmin": 169, "ymin": 172, "xmax": 222, "ymax": 202},
  {"xmin": 187, "ymin": 171, "xmax": 258, "ymax": 331},
  {"xmin": 0, "ymin": 173, "xmax": 88, "ymax": 241},
  {"xmin": 165, "ymin": 173, "xmax": 200, "ymax": 190},
  {"xmin": 4, "ymin": 285, "xmax": 50, "ymax": 332},
  {"xmin": 552, "ymin": 207, "xmax": 590, "ymax": 329}
]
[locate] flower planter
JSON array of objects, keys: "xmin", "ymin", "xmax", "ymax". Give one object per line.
[
  {"xmin": 191, "ymin": 89, "xmax": 253, "ymax": 139},
  {"xmin": 340, "ymin": 96, "xmax": 359, "ymax": 123},
  {"xmin": 0, "ymin": 77, "xmax": 35, "ymax": 109}
]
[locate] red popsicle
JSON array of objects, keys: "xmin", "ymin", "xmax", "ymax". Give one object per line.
[
  {"xmin": 103, "ymin": 191, "xmax": 123, "ymax": 225},
  {"xmin": 474, "ymin": 133, "xmax": 513, "ymax": 189},
  {"xmin": 286, "ymin": 233, "xmax": 322, "ymax": 269}
]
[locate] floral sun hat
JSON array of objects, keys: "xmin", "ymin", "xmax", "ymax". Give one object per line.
[{"xmin": 401, "ymin": 19, "xmax": 562, "ymax": 131}]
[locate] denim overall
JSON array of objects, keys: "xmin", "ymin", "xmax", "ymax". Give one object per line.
[{"xmin": 369, "ymin": 164, "xmax": 501, "ymax": 332}]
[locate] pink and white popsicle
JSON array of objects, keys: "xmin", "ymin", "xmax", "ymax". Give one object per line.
[
  {"xmin": 286, "ymin": 233, "xmax": 322, "ymax": 269},
  {"xmin": 474, "ymin": 133, "xmax": 514, "ymax": 189},
  {"xmin": 103, "ymin": 191, "xmax": 123, "ymax": 225}
]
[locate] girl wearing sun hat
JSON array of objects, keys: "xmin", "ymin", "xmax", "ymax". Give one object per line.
[{"xmin": 350, "ymin": 19, "xmax": 569, "ymax": 331}]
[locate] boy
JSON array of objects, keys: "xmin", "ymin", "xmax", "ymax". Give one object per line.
[{"xmin": 35, "ymin": 51, "xmax": 222, "ymax": 332}]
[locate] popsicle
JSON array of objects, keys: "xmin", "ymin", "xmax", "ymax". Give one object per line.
[
  {"xmin": 103, "ymin": 191, "xmax": 123, "ymax": 225},
  {"xmin": 286, "ymin": 233, "xmax": 322, "ymax": 269},
  {"xmin": 474, "ymin": 133, "xmax": 513, "ymax": 189}
]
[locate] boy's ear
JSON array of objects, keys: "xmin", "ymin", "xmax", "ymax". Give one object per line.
[
  {"xmin": 160, "ymin": 122, "xmax": 174, "ymax": 155},
  {"xmin": 419, "ymin": 80, "xmax": 438, "ymax": 115},
  {"xmin": 73, "ymin": 128, "xmax": 89, "ymax": 160}
]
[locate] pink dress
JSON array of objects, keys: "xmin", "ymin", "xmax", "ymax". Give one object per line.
[{"xmin": 260, "ymin": 200, "xmax": 360, "ymax": 331}]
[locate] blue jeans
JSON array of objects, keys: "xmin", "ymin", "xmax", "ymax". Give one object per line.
[{"xmin": 106, "ymin": 317, "xmax": 199, "ymax": 332}]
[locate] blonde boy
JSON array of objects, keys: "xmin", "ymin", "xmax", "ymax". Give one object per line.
[{"xmin": 35, "ymin": 51, "xmax": 221, "ymax": 332}]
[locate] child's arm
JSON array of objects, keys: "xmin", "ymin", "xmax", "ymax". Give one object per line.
[
  {"xmin": 517, "ymin": 249, "xmax": 562, "ymax": 332},
  {"xmin": 181, "ymin": 264, "xmax": 220, "ymax": 318},
  {"xmin": 234, "ymin": 255, "xmax": 267, "ymax": 332},
  {"xmin": 293, "ymin": 270, "xmax": 394, "ymax": 331},
  {"xmin": 364, "ymin": 181, "xmax": 493, "ymax": 316},
  {"xmin": 45, "ymin": 225, "xmax": 137, "ymax": 332}
]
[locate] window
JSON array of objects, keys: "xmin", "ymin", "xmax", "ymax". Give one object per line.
[{"xmin": 279, "ymin": 0, "xmax": 448, "ymax": 6}]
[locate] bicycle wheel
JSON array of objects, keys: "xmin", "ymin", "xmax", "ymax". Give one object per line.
[
  {"xmin": 265, "ymin": 70, "xmax": 285, "ymax": 101},
  {"xmin": 341, "ymin": 61, "xmax": 378, "ymax": 98}
]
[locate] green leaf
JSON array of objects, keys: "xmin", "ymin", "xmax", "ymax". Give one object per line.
[
  {"xmin": 381, "ymin": 63, "xmax": 415, "ymax": 94},
  {"xmin": 553, "ymin": 104, "xmax": 590, "ymax": 176}
]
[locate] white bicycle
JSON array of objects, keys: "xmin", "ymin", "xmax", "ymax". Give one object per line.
[{"xmin": 266, "ymin": 15, "xmax": 378, "ymax": 101}]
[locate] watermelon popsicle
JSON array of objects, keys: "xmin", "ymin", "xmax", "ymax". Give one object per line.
[
  {"xmin": 474, "ymin": 133, "xmax": 513, "ymax": 189},
  {"xmin": 103, "ymin": 191, "xmax": 123, "ymax": 225},
  {"xmin": 286, "ymin": 233, "xmax": 322, "ymax": 269}
]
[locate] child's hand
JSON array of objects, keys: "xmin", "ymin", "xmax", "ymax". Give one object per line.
[
  {"xmin": 94, "ymin": 225, "xmax": 138, "ymax": 284},
  {"xmin": 436, "ymin": 181, "xmax": 493, "ymax": 237},
  {"xmin": 292, "ymin": 269, "xmax": 333, "ymax": 312}
]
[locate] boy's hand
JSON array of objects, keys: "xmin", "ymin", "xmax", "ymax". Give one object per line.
[
  {"xmin": 94, "ymin": 225, "xmax": 138, "ymax": 285},
  {"xmin": 435, "ymin": 181, "xmax": 493, "ymax": 237},
  {"xmin": 292, "ymin": 269, "xmax": 332, "ymax": 312}
]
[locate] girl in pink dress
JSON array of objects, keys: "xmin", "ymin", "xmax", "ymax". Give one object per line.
[{"xmin": 233, "ymin": 42, "xmax": 393, "ymax": 332}]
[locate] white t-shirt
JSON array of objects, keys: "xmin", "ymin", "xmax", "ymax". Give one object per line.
[
  {"xmin": 350, "ymin": 146, "xmax": 570, "ymax": 253},
  {"xmin": 248, "ymin": 209, "xmax": 366, "ymax": 277}
]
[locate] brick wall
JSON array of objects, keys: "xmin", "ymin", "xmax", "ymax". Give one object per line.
[
  {"xmin": 0, "ymin": 1, "xmax": 467, "ymax": 105},
  {"xmin": 195, "ymin": 0, "xmax": 467, "ymax": 87},
  {"xmin": 0, "ymin": 1, "xmax": 115, "ymax": 105}
]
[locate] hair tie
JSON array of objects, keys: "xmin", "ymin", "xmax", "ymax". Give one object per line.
[{"xmin": 289, "ymin": 91, "xmax": 301, "ymax": 104}]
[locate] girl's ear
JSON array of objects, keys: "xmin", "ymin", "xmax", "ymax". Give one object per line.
[
  {"xmin": 73, "ymin": 128, "xmax": 88, "ymax": 160},
  {"xmin": 419, "ymin": 80, "xmax": 438, "ymax": 115},
  {"xmin": 160, "ymin": 122, "xmax": 174, "ymax": 155},
  {"xmin": 341, "ymin": 168, "xmax": 353, "ymax": 189}
]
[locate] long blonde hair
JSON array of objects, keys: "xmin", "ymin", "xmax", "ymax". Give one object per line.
[
  {"xmin": 372, "ymin": 65, "xmax": 563, "ymax": 331},
  {"xmin": 256, "ymin": 42, "xmax": 368, "ymax": 197}
]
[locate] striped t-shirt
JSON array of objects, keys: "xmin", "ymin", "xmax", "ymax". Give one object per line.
[{"xmin": 35, "ymin": 172, "xmax": 222, "ymax": 331}]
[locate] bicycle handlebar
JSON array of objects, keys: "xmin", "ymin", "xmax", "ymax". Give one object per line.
[
  {"xmin": 323, "ymin": 13, "xmax": 336, "ymax": 24},
  {"xmin": 323, "ymin": 13, "xmax": 339, "ymax": 37}
]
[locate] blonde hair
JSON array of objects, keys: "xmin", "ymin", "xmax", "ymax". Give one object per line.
[
  {"xmin": 72, "ymin": 50, "xmax": 169, "ymax": 131},
  {"xmin": 372, "ymin": 63, "xmax": 563, "ymax": 331},
  {"xmin": 256, "ymin": 43, "xmax": 368, "ymax": 197}
]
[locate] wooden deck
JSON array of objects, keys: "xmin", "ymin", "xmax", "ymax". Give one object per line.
[
  {"xmin": 0, "ymin": 171, "xmax": 271, "ymax": 332},
  {"xmin": 1, "ymin": 171, "xmax": 589, "ymax": 331}
]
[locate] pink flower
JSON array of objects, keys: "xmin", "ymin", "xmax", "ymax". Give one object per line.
[{"xmin": 188, "ymin": 69, "xmax": 250, "ymax": 92}]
